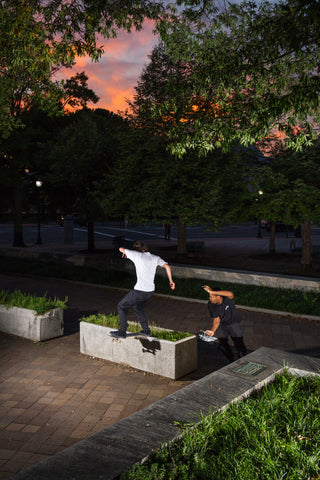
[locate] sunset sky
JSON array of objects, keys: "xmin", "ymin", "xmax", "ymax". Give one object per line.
[{"xmin": 60, "ymin": 21, "xmax": 158, "ymax": 115}]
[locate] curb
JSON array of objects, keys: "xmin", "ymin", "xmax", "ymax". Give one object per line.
[{"xmin": 10, "ymin": 273, "xmax": 319, "ymax": 324}]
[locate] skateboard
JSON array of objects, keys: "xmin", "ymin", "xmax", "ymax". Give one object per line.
[
  {"xmin": 107, "ymin": 332, "xmax": 152, "ymax": 342},
  {"xmin": 107, "ymin": 332, "xmax": 123, "ymax": 343},
  {"xmin": 198, "ymin": 330, "xmax": 218, "ymax": 343},
  {"xmin": 133, "ymin": 333, "xmax": 153, "ymax": 340}
]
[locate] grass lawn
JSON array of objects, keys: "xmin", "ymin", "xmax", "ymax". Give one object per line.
[
  {"xmin": 0, "ymin": 256, "xmax": 319, "ymax": 316},
  {"xmin": 120, "ymin": 371, "xmax": 320, "ymax": 480}
]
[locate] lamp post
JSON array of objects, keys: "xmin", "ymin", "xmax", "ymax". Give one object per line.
[
  {"xmin": 35, "ymin": 180, "xmax": 42, "ymax": 245},
  {"xmin": 256, "ymin": 189, "xmax": 263, "ymax": 238}
]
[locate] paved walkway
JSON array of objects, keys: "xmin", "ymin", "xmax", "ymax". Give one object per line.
[{"xmin": 0, "ymin": 269, "xmax": 320, "ymax": 478}]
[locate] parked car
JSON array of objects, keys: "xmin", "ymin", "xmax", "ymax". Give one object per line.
[
  {"xmin": 261, "ymin": 220, "xmax": 294, "ymax": 232},
  {"xmin": 56, "ymin": 213, "xmax": 87, "ymax": 227}
]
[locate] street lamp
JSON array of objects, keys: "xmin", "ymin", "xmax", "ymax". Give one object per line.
[
  {"xmin": 256, "ymin": 190, "xmax": 263, "ymax": 238},
  {"xmin": 35, "ymin": 180, "xmax": 42, "ymax": 245}
]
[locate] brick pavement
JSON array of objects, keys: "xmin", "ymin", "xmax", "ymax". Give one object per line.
[{"xmin": 0, "ymin": 273, "xmax": 320, "ymax": 479}]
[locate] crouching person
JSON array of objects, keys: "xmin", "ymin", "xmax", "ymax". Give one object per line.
[{"xmin": 203, "ymin": 285, "xmax": 247, "ymax": 362}]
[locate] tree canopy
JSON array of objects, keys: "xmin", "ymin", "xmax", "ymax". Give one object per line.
[
  {"xmin": 155, "ymin": 0, "xmax": 320, "ymax": 155},
  {"xmin": 0, "ymin": 0, "xmax": 166, "ymax": 136},
  {"xmin": 47, "ymin": 108, "xmax": 127, "ymax": 250}
]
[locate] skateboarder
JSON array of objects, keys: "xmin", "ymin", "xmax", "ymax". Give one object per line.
[
  {"xmin": 110, "ymin": 241, "xmax": 175, "ymax": 339},
  {"xmin": 203, "ymin": 285, "xmax": 247, "ymax": 362}
]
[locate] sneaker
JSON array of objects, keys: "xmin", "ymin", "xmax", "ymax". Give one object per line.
[
  {"xmin": 110, "ymin": 330, "xmax": 126, "ymax": 339},
  {"xmin": 137, "ymin": 330, "xmax": 151, "ymax": 337},
  {"xmin": 198, "ymin": 330, "xmax": 218, "ymax": 343}
]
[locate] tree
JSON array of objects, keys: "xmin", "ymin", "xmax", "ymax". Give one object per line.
[
  {"xmin": 108, "ymin": 125, "xmax": 254, "ymax": 255},
  {"xmin": 48, "ymin": 108, "xmax": 127, "ymax": 251},
  {"xmin": 156, "ymin": 0, "xmax": 320, "ymax": 155},
  {"xmin": 120, "ymin": 39, "xmax": 257, "ymax": 254},
  {"xmin": 128, "ymin": 42, "xmax": 195, "ymax": 135},
  {"xmin": 252, "ymin": 142, "xmax": 320, "ymax": 272},
  {"xmin": 0, "ymin": 0, "xmax": 169, "ymax": 136},
  {"xmin": 0, "ymin": 72, "xmax": 100, "ymax": 246},
  {"xmin": 60, "ymin": 72, "xmax": 100, "ymax": 110},
  {"xmin": 0, "ymin": 0, "xmax": 167, "ymax": 246}
]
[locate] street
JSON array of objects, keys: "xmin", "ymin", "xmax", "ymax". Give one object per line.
[{"xmin": 1, "ymin": 221, "xmax": 320, "ymax": 247}]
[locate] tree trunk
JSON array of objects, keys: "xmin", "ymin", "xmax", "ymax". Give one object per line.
[
  {"xmin": 87, "ymin": 221, "xmax": 95, "ymax": 252},
  {"xmin": 177, "ymin": 218, "xmax": 187, "ymax": 255},
  {"xmin": 269, "ymin": 221, "xmax": 276, "ymax": 254},
  {"xmin": 300, "ymin": 220, "xmax": 312, "ymax": 273},
  {"xmin": 12, "ymin": 182, "xmax": 25, "ymax": 247}
]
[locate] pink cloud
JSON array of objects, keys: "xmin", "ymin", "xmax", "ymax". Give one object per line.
[{"xmin": 57, "ymin": 21, "xmax": 157, "ymax": 113}]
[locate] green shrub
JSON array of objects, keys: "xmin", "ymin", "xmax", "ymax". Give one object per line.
[
  {"xmin": 0, "ymin": 289, "xmax": 68, "ymax": 315},
  {"xmin": 80, "ymin": 313, "xmax": 192, "ymax": 341}
]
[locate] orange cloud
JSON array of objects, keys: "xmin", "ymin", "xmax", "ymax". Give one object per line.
[{"xmin": 56, "ymin": 21, "xmax": 157, "ymax": 114}]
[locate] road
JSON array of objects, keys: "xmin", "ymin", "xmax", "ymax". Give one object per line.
[{"xmin": 1, "ymin": 221, "xmax": 320, "ymax": 246}]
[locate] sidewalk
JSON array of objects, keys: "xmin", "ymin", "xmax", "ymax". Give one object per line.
[{"xmin": 0, "ymin": 272, "xmax": 320, "ymax": 479}]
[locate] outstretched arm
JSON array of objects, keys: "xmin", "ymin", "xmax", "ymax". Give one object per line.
[
  {"xmin": 203, "ymin": 285, "xmax": 234, "ymax": 299},
  {"xmin": 163, "ymin": 264, "xmax": 175, "ymax": 290}
]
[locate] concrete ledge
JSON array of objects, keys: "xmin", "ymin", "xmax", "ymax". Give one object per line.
[
  {"xmin": 11, "ymin": 347, "xmax": 320, "ymax": 480},
  {"xmin": 0, "ymin": 306, "xmax": 64, "ymax": 341},
  {"xmin": 170, "ymin": 264, "xmax": 320, "ymax": 292},
  {"xmin": 80, "ymin": 322, "xmax": 197, "ymax": 379}
]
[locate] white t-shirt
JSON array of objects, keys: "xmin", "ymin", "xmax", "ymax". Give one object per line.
[{"xmin": 125, "ymin": 250, "xmax": 166, "ymax": 292}]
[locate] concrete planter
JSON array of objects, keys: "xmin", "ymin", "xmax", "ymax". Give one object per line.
[
  {"xmin": 0, "ymin": 305, "xmax": 64, "ymax": 341},
  {"xmin": 80, "ymin": 322, "xmax": 197, "ymax": 380}
]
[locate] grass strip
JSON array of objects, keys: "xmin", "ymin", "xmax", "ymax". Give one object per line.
[
  {"xmin": 121, "ymin": 371, "xmax": 320, "ymax": 480},
  {"xmin": 80, "ymin": 313, "xmax": 192, "ymax": 341},
  {"xmin": 0, "ymin": 289, "xmax": 68, "ymax": 315},
  {"xmin": 0, "ymin": 256, "xmax": 319, "ymax": 316}
]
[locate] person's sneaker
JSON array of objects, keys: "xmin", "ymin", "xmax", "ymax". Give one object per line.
[
  {"xmin": 198, "ymin": 330, "xmax": 218, "ymax": 343},
  {"xmin": 137, "ymin": 330, "xmax": 151, "ymax": 337},
  {"xmin": 110, "ymin": 330, "xmax": 126, "ymax": 339}
]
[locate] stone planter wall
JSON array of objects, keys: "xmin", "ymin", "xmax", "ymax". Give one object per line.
[
  {"xmin": 80, "ymin": 322, "xmax": 197, "ymax": 379},
  {"xmin": 0, "ymin": 305, "xmax": 64, "ymax": 341}
]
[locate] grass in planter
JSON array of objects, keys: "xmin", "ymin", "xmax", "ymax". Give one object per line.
[
  {"xmin": 1, "ymin": 256, "xmax": 319, "ymax": 316},
  {"xmin": 0, "ymin": 289, "xmax": 68, "ymax": 315},
  {"xmin": 80, "ymin": 313, "xmax": 192, "ymax": 341},
  {"xmin": 120, "ymin": 371, "xmax": 320, "ymax": 480}
]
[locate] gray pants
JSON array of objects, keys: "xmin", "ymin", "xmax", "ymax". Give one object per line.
[
  {"xmin": 215, "ymin": 322, "xmax": 247, "ymax": 362},
  {"xmin": 117, "ymin": 289, "xmax": 154, "ymax": 333}
]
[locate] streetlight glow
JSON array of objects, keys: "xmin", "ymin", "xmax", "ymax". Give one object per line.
[
  {"xmin": 257, "ymin": 189, "xmax": 263, "ymax": 238},
  {"xmin": 35, "ymin": 179, "xmax": 42, "ymax": 244}
]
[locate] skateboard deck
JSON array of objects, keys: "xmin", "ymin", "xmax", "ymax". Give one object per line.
[
  {"xmin": 107, "ymin": 332, "xmax": 122, "ymax": 343},
  {"xmin": 107, "ymin": 332, "xmax": 131, "ymax": 342},
  {"xmin": 107, "ymin": 332, "xmax": 152, "ymax": 342},
  {"xmin": 133, "ymin": 333, "xmax": 153, "ymax": 340}
]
